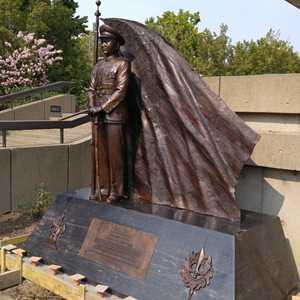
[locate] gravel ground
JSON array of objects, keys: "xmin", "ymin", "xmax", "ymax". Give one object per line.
[{"xmin": 0, "ymin": 280, "xmax": 63, "ymax": 300}]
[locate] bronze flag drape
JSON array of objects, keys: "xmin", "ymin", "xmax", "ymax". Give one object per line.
[{"xmin": 105, "ymin": 18, "xmax": 260, "ymax": 221}]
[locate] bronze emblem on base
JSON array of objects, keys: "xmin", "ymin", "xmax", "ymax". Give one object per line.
[
  {"xmin": 180, "ymin": 248, "xmax": 214, "ymax": 300},
  {"xmin": 48, "ymin": 214, "xmax": 66, "ymax": 248}
]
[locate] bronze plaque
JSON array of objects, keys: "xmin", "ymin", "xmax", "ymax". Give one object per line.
[{"xmin": 79, "ymin": 218, "xmax": 159, "ymax": 279}]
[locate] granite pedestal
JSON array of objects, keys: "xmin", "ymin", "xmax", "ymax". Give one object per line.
[{"xmin": 25, "ymin": 190, "xmax": 298, "ymax": 300}]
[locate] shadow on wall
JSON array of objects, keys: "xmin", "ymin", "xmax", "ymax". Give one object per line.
[
  {"xmin": 235, "ymin": 165, "xmax": 286, "ymax": 216},
  {"xmin": 237, "ymin": 163, "xmax": 300, "ymax": 216},
  {"xmin": 236, "ymin": 165, "xmax": 300, "ymax": 278}
]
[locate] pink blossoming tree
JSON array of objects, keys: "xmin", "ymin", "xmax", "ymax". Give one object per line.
[{"xmin": 0, "ymin": 32, "xmax": 63, "ymax": 94}]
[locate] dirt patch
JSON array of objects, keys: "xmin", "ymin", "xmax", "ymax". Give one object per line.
[
  {"xmin": 0, "ymin": 280, "xmax": 63, "ymax": 300},
  {"xmin": 0, "ymin": 212, "xmax": 38, "ymax": 240},
  {"xmin": 0, "ymin": 213, "xmax": 64, "ymax": 299}
]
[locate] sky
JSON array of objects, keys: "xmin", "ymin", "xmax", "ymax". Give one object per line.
[{"xmin": 76, "ymin": 0, "xmax": 300, "ymax": 53}]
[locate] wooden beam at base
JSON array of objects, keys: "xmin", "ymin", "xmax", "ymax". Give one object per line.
[
  {"xmin": 48, "ymin": 264, "xmax": 62, "ymax": 275},
  {"xmin": 0, "ymin": 250, "xmax": 129, "ymax": 300},
  {"xmin": 0, "ymin": 235, "xmax": 136, "ymax": 300},
  {"xmin": 0, "ymin": 270, "xmax": 21, "ymax": 290}
]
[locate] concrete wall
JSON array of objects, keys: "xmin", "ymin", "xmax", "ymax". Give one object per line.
[
  {"xmin": 45, "ymin": 94, "xmax": 76, "ymax": 120},
  {"xmin": 0, "ymin": 137, "xmax": 91, "ymax": 214},
  {"xmin": 203, "ymin": 73, "xmax": 300, "ymax": 273},
  {"xmin": 0, "ymin": 109, "xmax": 14, "ymax": 120},
  {"xmin": 219, "ymin": 73, "xmax": 300, "ymax": 114},
  {"xmin": 68, "ymin": 137, "xmax": 91, "ymax": 191},
  {"xmin": 202, "ymin": 74, "xmax": 300, "ymax": 171},
  {"xmin": 14, "ymin": 100, "xmax": 45, "ymax": 120},
  {"xmin": 11, "ymin": 145, "xmax": 69, "ymax": 210},
  {"xmin": 236, "ymin": 166, "xmax": 300, "ymax": 274},
  {"xmin": 0, "ymin": 94, "xmax": 76, "ymax": 121},
  {"xmin": 0, "ymin": 149, "xmax": 11, "ymax": 213}
]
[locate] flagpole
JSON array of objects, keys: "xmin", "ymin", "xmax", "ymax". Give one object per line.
[
  {"xmin": 95, "ymin": 0, "xmax": 101, "ymax": 64},
  {"xmin": 90, "ymin": 0, "xmax": 102, "ymax": 201}
]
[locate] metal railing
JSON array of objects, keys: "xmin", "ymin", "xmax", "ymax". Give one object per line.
[
  {"xmin": 0, "ymin": 82, "xmax": 90, "ymax": 147},
  {"xmin": 0, "ymin": 81, "xmax": 72, "ymax": 106},
  {"xmin": 0, "ymin": 111, "xmax": 90, "ymax": 147}
]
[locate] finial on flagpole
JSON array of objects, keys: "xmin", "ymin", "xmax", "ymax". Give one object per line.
[{"xmin": 94, "ymin": 1, "xmax": 102, "ymax": 64}]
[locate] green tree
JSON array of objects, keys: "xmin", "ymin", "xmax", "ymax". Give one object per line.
[
  {"xmin": 0, "ymin": 0, "xmax": 27, "ymax": 56},
  {"xmin": 26, "ymin": 1, "xmax": 89, "ymax": 83},
  {"xmin": 146, "ymin": 10, "xmax": 300, "ymax": 76},
  {"xmin": 228, "ymin": 30, "xmax": 300, "ymax": 75},
  {"xmin": 0, "ymin": 26, "xmax": 13, "ymax": 56},
  {"xmin": 0, "ymin": 0, "xmax": 91, "ymax": 102},
  {"xmin": 0, "ymin": 0, "xmax": 28, "ymax": 32},
  {"xmin": 146, "ymin": 10, "xmax": 233, "ymax": 76}
]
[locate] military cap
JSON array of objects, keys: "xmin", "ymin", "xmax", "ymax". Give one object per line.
[{"xmin": 99, "ymin": 24, "xmax": 125, "ymax": 46}]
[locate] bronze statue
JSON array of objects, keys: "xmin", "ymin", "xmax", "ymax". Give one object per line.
[
  {"xmin": 88, "ymin": 5, "xmax": 259, "ymax": 220},
  {"xmin": 100, "ymin": 18, "xmax": 260, "ymax": 221},
  {"xmin": 88, "ymin": 24, "xmax": 130, "ymax": 203}
]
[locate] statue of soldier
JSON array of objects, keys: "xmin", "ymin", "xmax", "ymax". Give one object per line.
[{"xmin": 88, "ymin": 24, "xmax": 130, "ymax": 203}]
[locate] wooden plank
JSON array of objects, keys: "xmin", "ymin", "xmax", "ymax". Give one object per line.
[
  {"xmin": 70, "ymin": 274, "xmax": 86, "ymax": 286},
  {"xmin": 2, "ymin": 245, "xmax": 17, "ymax": 252},
  {"xmin": 0, "ymin": 248, "xmax": 5, "ymax": 273},
  {"xmin": 0, "ymin": 235, "xmax": 135, "ymax": 300},
  {"xmin": 12, "ymin": 248, "xmax": 26, "ymax": 257},
  {"xmin": 2, "ymin": 252, "xmax": 124, "ymax": 300},
  {"xmin": 0, "ymin": 234, "xmax": 29, "ymax": 248},
  {"xmin": 48, "ymin": 264, "xmax": 62, "ymax": 275},
  {"xmin": 0, "ymin": 270, "xmax": 21, "ymax": 290},
  {"xmin": 29, "ymin": 256, "xmax": 42, "ymax": 266},
  {"xmin": 96, "ymin": 284, "xmax": 109, "ymax": 295}
]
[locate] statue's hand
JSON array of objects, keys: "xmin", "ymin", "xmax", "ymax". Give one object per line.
[{"xmin": 89, "ymin": 106, "xmax": 102, "ymax": 117}]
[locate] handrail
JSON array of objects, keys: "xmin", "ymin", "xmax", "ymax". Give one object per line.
[
  {"xmin": 0, "ymin": 110, "xmax": 90, "ymax": 147},
  {"xmin": 60, "ymin": 109, "xmax": 89, "ymax": 121},
  {"xmin": 0, "ymin": 114, "xmax": 89, "ymax": 130},
  {"xmin": 0, "ymin": 81, "xmax": 72, "ymax": 105}
]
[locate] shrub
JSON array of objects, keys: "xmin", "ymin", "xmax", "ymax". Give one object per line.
[
  {"xmin": 18, "ymin": 183, "xmax": 53, "ymax": 220},
  {"xmin": 0, "ymin": 32, "xmax": 63, "ymax": 94}
]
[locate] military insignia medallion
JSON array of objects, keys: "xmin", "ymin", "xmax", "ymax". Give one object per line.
[
  {"xmin": 48, "ymin": 214, "xmax": 66, "ymax": 248},
  {"xmin": 180, "ymin": 248, "xmax": 214, "ymax": 300}
]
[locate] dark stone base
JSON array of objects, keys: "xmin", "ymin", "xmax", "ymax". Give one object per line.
[{"xmin": 25, "ymin": 190, "xmax": 298, "ymax": 300}]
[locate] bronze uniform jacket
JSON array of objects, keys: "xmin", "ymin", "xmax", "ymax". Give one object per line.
[{"xmin": 88, "ymin": 56, "xmax": 131, "ymax": 124}]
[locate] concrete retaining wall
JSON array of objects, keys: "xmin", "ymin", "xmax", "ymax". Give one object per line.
[
  {"xmin": 202, "ymin": 74, "xmax": 300, "ymax": 172},
  {"xmin": 203, "ymin": 73, "xmax": 300, "ymax": 273},
  {"xmin": 236, "ymin": 166, "xmax": 300, "ymax": 274},
  {"xmin": 0, "ymin": 109, "xmax": 14, "ymax": 120},
  {"xmin": 219, "ymin": 73, "xmax": 300, "ymax": 113},
  {"xmin": 0, "ymin": 138, "xmax": 91, "ymax": 214},
  {"xmin": 68, "ymin": 137, "xmax": 91, "ymax": 191},
  {"xmin": 0, "ymin": 149, "xmax": 11, "ymax": 213},
  {"xmin": 0, "ymin": 94, "xmax": 76, "ymax": 121},
  {"xmin": 11, "ymin": 145, "xmax": 69, "ymax": 210}
]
